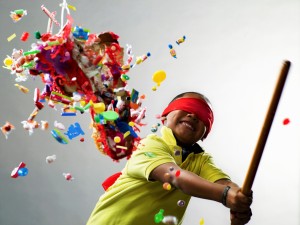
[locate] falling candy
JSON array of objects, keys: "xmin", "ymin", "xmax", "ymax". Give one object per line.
[
  {"xmin": 20, "ymin": 32, "xmax": 30, "ymax": 42},
  {"xmin": 144, "ymin": 152, "xmax": 157, "ymax": 158},
  {"xmin": 51, "ymin": 128, "xmax": 69, "ymax": 144},
  {"xmin": 11, "ymin": 162, "xmax": 28, "ymax": 178},
  {"xmin": 1, "ymin": 122, "xmax": 15, "ymax": 139},
  {"xmin": 64, "ymin": 122, "xmax": 85, "ymax": 140},
  {"xmin": 14, "ymin": 83, "xmax": 29, "ymax": 93},
  {"xmin": 199, "ymin": 218, "xmax": 205, "ymax": 225},
  {"xmin": 163, "ymin": 182, "xmax": 172, "ymax": 191},
  {"xmin": 7, "ymin": 33, "xmax": 16, "ymax": 42},
  {"xmin": 40, "ymin": 120, "xmax": 49, "ymax": 130},
  {"xmin": 175, "ymin": 170, "xmax": 181, "ymax": 177},
  {"xmin": 177, "ymin": 200, "xmax": 185, "ymax": 207},
  {"xmin": 46, "ymin": 155, "xmax": 57, "ymax": 163},
  {"xmin": 162, "ymin": 216, "xmax": 178, "ymax": 225},
  {"xmin": 21, "ymin": 120, "xmax": 39, "ymax": 135},
  {"xmin": 176, "ymin": 36, "xmax": 186, "ymax": 45},
  {"xmin": 154, "ymin": 209, "xmax": 165, "ymax": 223},
  {"xmin": 134, "ymin": 52, "xmax": 151, "ymax": 66},
  {"xmin": 168, "ymin": 44, "xmax": 177, "ymax": 58},
  {"xmin": 63, "ymin": 172, "xmax": 74, "ymax": 181},
  {"xmin": 10, "ymin": 9, "xmax": 27, "ymax": 22},
  {"xmin": 54, "ymin": 120, "xmax": 65, "ymax": 130},
  {"xmin": 283, "ymin": 118, "xmax": 290, "ymax": 125},
  {"xmin": 151, "ymin": 123, "xmax": 160, "ymax": 133}
]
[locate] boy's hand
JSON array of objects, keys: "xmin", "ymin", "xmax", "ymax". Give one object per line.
[
  {"xmin": 230, "ymin": 209, "xmax": 252, "ymax": 225},
  {"xmin": 226, "ymin": 187, "xmax": 253, "ymax": 225}
]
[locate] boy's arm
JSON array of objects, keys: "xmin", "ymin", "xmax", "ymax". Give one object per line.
[
  {"xmin": 216, "ymin": 179, "xmax": 253, "ymax": 225},
  {"xmin": 150, "ymin": 162, "xmax": 252, "ymax": 224}
]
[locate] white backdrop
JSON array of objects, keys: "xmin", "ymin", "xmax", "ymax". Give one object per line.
[{"xmin": 0, "ymin": 0, "xmax": 299, "ymax": 225}]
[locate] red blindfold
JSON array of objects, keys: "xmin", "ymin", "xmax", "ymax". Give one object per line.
[{"xmin": 161, "ymin": 97, "xmax": 214, "ymax": 139}]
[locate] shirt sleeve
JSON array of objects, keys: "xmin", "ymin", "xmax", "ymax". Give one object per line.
[
  {"xmin": 199, "ymin": 153, "xmax": 231, "ymax": 182},
  {"xmin": 125, "ymin": 134, "xmax": 176, "ymax": 181}
]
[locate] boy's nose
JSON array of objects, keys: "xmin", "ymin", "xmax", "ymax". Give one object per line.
[{"xmin": 187, "ymin": 113, "xmax": 198, "ymax": 121}]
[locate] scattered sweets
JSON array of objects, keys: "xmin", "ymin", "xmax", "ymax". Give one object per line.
[
  {"xmin": 177, "ymin": 200, "xmax": 185, "ymax": 207},
  {"xmin": 162, "ymin": 216, "xmax": 178, "ymax": 225},
  {"xmin": 54, "ymin": 120, "xmax": 65, "ymax": 130},
  {"xmin": 63, "ymin": 172, "xmax": 74, "ymax": 181},
  {"xmin": 67, "ymin": 4, "xmax": 76, "ymax": 11},
  {"xmin": 176, "ymin": 36, "xmax": 186, "ymax": 45},
  {"xmin": 14, "ymin": 83, "xmax": 29, "ymax": 93},
  {"xmin": 46, "ymin": 155, "xmax": 57, "ymax": 163},
  {"xmin": 199, "ymin": 217, "xmax": 205, "ymax": 225},
  {"xmin": 64, "ymin": 122, "xmax": 85, "ymax": 140},
  {"xmin": 1, "ymin": 122, "xmax": 15, "ymax": 139},
  {"xmin": 151, "ymin": 123, "xmax": 160, "ymax": 132},
  {"xmin": 20, "ymin": 32, "xmax": 30, "ymax": 42},
  {"xmin": 168, "ymin": 44, "xmax": 177, "ymax": 58},
  {"xmin": 132, "ymin": 52, "xmax": 151, "ymax": 67},
  {"xmin": 51, "ymin": 128, "xmax": 69, "ymax": 144},
  {"xmin": 163, "ymin": 182, "xmax": 172, "ymax": 191},
  {"xmin": 7, "ymin": 33, "xmax": 16, "ymax": 42},
  {"xmin": 21, "ymin": 120, "xmax": 39, "ymax": 135},
  {"xmin": 114, "ymin": 136, "xmax": 121, "ymax": 143},
  {"xmin": 175, "ymin": 170, "xmax": 181, "ymax": 177},
  {"xmin": 154, "ymin": 209, "xmax": 165, "ymax": 223},
  {"xmin": 40, "ymin": 120, "xmax": 49, "ymax": 130},
  {"xmin": 144, "ymin": 152, "xmax": 157, "ymax": 158},
  {"xmin": 283, "ymin": 118, "xmax": 290, "ymax": 125},
  {"xmin": 11, "ymin": 162, "xmax": 28, "ymax": 178},
  {"xmin": 10, "ymin": 9, "xmax": 27, "ymax": 22}
]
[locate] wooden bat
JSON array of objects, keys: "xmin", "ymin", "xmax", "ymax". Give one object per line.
[{"xmin": 241, "ymin": 60, "xmax": 291, "ymax": 196}]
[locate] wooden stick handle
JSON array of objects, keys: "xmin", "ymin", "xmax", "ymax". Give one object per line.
[{"xmin": 241, "ymin": 60, "xmax": 291, "ymax": 196}]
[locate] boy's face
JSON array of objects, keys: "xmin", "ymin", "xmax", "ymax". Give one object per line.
[{"xmin": 165, "ymin": 93, "xmax": 207, "ymax": 146}]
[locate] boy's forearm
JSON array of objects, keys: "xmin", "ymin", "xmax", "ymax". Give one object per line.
[
  {"xmin": 215, "ymin": 179, "xmax": 240, "ymax": 188},
  {"xmin": 172, "ymin": 169, "xmax": 226, "ymax": 203}
]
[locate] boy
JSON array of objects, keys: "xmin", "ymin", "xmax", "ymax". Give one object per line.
[{"xmin": 86, "ymin": 91, "xmax": 253, "ymax": 225}]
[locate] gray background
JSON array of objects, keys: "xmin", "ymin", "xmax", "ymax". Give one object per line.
[{"xmin": 0, "ymin": 0, "xmax": 299, "ymax": 224}]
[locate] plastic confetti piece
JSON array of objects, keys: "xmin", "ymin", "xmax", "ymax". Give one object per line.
[
  {"xmin": 177, "ymin": 200, "xmax": 185, "ymax": 207},
  {"xmin": 162, "ymin": 216, "xmax": 178, "ymax": 225},
  {"xmin": 283, "ymin": 118, "xmax": 290, "ymax": 125},
  {"xmin": 46, "ymin": 155, "xmax": 56, "ymax": 163},
  {"xmin": 67, "ymin": 4, "xmax": 76, "ymax": 11},
  {"xmin": 199, "ymin": 218, "xmax": 205, "ymax": 225},
  {"xmin": 154, "ymin": 209, "xmax": 164, "ymax": 223},
  {"xmin": 14, "ymin": 83, "xmax": 29, "ymax": 93},
  {"xmin": 144, "ymin": 152, "xmax": 157, "ymax": 158},
  {"xmin": 63, "ymin": 172, "xmax": 74, "ymax": 181},
  {"xmin": 1, "ymin": 121, "xmax": 15, "ymax": 139},
  {"xmin": 163, "ymin": 182, "xmax": 172, "ymax": 191},
  {"xmin": 7, "ymin": 33, "xmax": 16, "ymax": 42}
]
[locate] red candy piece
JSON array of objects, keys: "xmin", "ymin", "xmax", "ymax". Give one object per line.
[
  {"xmin": 20, "ymin": 32, "xmax": 30, "ymax": 41},
  {"xmin": 283, "ymin": 118, "xmax": 290, "ymax": 125}
]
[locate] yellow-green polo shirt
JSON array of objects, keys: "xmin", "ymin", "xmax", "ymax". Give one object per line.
[{"xmin": 87, "ymin": 126, "xmax": 230, "ymax": 225}]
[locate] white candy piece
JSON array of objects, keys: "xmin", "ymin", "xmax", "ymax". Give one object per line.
[
  {"xmin": 46, "ymin": 155, "xmax": 57, "ymax": 164},
  {"xmin": 162, "ymin": 215, "xmax": 178, "ymax": 225}
]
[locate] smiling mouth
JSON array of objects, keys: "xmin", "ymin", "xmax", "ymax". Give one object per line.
[{"xmin": 180, "ymin": 121, "xmax": 194, "ymax": 131}]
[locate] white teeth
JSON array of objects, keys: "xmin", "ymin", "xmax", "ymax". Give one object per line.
[{"xmin": 182, "ymin": 122, "xmax": 193, "ymax": 130}]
